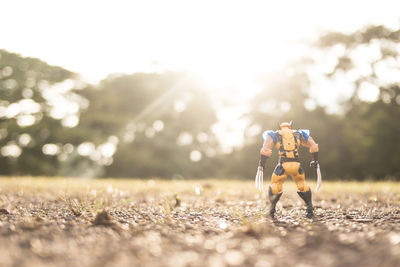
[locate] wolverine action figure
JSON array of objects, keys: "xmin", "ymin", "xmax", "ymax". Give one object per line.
[{"xmin": 255, "ymin": 121, "xmax": 319, "ymax": 218}]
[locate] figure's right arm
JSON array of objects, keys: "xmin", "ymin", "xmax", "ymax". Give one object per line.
[
  {"xmin": 260, "ymin": 136, "xmax": 273, "ymax": 157},
  {"xmin": 259, "ymin": 131, "xmax": 276, "ymax": 169}
]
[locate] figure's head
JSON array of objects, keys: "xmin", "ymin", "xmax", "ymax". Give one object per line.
[{"xmin": 279, "ymin": 120, "xmax": 293, "ymax": 129}]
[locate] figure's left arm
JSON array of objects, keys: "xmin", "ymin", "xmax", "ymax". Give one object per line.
[{"xmin": 300, "ymin": 130, "xmax": 319, "ymax": 168}]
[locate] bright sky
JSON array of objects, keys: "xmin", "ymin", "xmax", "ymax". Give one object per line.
[
  {"xmin": 0, "ymin": 0, "xmax": 400, "ymax": 156},
  {"xmin": 2, "ymin": 0, "xmax": 400, "ymax": 151},
  {"xmin": 2, "ymin": 0, "xmax": 400, "ymax": 84}
]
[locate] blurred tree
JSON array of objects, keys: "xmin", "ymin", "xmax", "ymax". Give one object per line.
[
  {"xmin": 315, "ymin": 25, "xmax": 400, "ymax": 179},
  {"xmin": 221, "ymin": 24, "xmax": 400, "ymax": 181},
  {"xmin": 78, "ymin": 72, "xmax": 220, "ymax": 178},
  {"xmin": 0, "ymin": 50, "xmax": 89, "ymax": 175},
  {"xmin": 2, "ymin": 23, "xmax": 400, "ymax": 180},
  {"xmin": 218, "ymin": 71, "xmax": 342, "ymax": 180}
]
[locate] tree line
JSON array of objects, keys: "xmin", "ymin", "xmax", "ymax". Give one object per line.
[{"xmin": 1, "ymin": 24, "xmax": 400, "ymax": 180}]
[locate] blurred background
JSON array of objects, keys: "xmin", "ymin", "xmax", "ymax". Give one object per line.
[{"xmin": 1, "ymin": 0, "xmax": 400, "ymax": 180}]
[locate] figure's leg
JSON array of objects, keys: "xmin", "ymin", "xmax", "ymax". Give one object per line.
[
  {"xmin": 268, "ymin": 164, "xmax": 287, "ymax": 218},
  {"xmin": 292, "ymin": 164, "xmax": 313, "ymax": 218}
]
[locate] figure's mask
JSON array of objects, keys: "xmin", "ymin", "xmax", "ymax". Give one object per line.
[{"xmin": 279, "ymin": 120, "xmax": 293, "ymax": 129}]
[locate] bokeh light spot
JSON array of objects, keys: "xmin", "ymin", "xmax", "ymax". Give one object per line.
[
  {"xmin": 190, "ymin": 150, "xmax": 202, "ymax": 162},
  {"xmin": 358, "ymin": 82, "xmax": 379, "ymax": 102},
  {"xmin": 1, "ymin": 142, "xmax": 22, "ymax": 158},
  {"xmin": 153, "ymin": 120, "xmax": 164, "ymax": 132},
  {"xmin": 42, "ymin": 144, "xmax": 60, "ymax": 155},
  {"xmin": 177, "ymin": 132, "xmax": 193, "ymax": 146},
  {"xmin": 77, "ymin": 142, "xmax": 95, "ymax": 156},
  {"xmin": 173, "ymin": 100, "xmax": 187, "ymax": 112},
  {"xmin": 2, "ymin": 66, "xmax": 13, "ymax": 77},
  {"xmin": 17, "ymin": 115, "xmax": 35, "ymax": 127},
  {"xmin": 98, "ymin": 142, "xmax": 116, "ymax": 158},
  {"xmin": 18, "ymin": 134, "xmax": 32, "ymax": 147},
  {"xmin": 22, "ymin": 88, "xmax": 34, "ymax": 98},
  {"xmin": 62, "ymin": 115, "xmax": 79, "ymax": 128},
  {"xmin": 63, "ymin": 143, "xmax": 74, "ymax": 154}
]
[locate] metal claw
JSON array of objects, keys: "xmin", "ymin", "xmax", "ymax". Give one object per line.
[
  {"xmin": 255, "ymin": 172, "xmax": 258, "ymax": 189},
  {"xmin": 316, "ymin": 164, "xmax": 322, "ymax": 192},
  {"xmin": 256, "ymin": 172, "xmax": 260, "ymax": 192},
  {"xmin": 255, "ymin": 167, "xmax": 264, "ymax": 192},
  {"xmin": 255, "ymin": 169, "xmax": 261, "ymax": 192}
]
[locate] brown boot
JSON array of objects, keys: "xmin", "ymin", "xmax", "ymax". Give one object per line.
[
  {"xmin": 268, "ymin": 185, "xmax": 282, "ymax": 218},
  {"xmin": 297, "ymin": 189, "xmax": 314, "ymax": 218}
]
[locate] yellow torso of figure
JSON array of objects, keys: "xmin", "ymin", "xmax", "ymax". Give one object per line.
[{"xmin": 275, "ymin": 128, "xmax": 301, "ymax": 159}]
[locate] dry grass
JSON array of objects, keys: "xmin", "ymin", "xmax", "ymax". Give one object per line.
[{"xmin": 0, "ymin": 177, "xmax": 399, "ymax": 267}]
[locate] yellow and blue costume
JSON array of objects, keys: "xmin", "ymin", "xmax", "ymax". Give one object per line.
[{"xmin": 258, "ymin": 121, "xmax": 319, "ymax": 218}]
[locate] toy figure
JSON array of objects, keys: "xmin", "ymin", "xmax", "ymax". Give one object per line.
[{"xmin": 255, "ymin": 121, "xmax": 320, "ymax": 218}]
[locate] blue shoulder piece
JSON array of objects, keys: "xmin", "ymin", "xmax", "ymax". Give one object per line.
[
  {"xmin": 299, "ymin": 129, "xmax": 310, "ymax": 142},
  {"xmin": 262, "ymin": 130, "xmax": 278, "ymax": 144}
]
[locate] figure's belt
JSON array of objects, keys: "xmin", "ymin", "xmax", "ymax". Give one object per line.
[{"xmin": 279, "ymin": 157, "xmax": 300, "ymax": 163}]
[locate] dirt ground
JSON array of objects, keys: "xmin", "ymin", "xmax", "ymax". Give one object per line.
[{"xmin": 0, "ymin": 178, "xmax": 400, "ymax": 267}]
